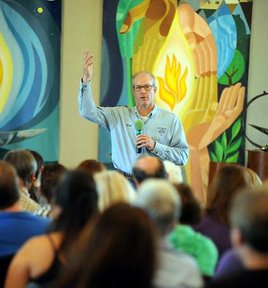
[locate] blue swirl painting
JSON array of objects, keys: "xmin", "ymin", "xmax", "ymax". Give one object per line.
[{"xmin": 0, "ymin": 0, "xmax": 61, "ymax": 161}]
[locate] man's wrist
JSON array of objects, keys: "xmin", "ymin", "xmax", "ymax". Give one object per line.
[{"xmin": 81, "ymin": 76, "xmax": 91, "ymax": 84}]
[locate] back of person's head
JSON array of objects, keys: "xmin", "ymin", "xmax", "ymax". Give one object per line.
[
  {"xmin": 0, "ymin": 161, "xmax": 20, "ymax": 209},
  {"xmin": 77, "ymin": 159, "xmax": 106, "ymax": 177},
  {"xmin": 243, "ymin": 167, "xmax": 262, "ymax": 187},
  {"xmin": 41, "ymin": 163, "xmax": 67, "ymax": 204},
  {"xmin": 42, "ymin": 163, "xmax": 67, "ymax": 178},
  {"xmin": 136, "ymin": 179, "xmax": 181, "ymax": 236},
  {"xmin": 3, "ymin": 149, "xmax": 37, "ymax": 188},
  {"xmin": 230, "ymin": 187, "xmax": 268, "ymax": 253},
  {"xmin": 27, "ymin": 150, "xmax": 44, "ymax": 179},
  {"xmin": 95, "ymin": 170, "xmax": 136, "ymax": 211},
  {"xmin": 206, "ymin": 164, "xmax": 250, "ymax": 224},
  {"xmin": 173, "ymin": 183, "xmax": 202, "ymax": 225},
  {"xmin": 133, "ymin": 156, "xmax": 167, "ymax": 184},
  {"xmin": 50, "ymin": 169, "xmax": 98, "ymax": 253},
  {"xmin": 57, "ymin": 203, "xmax": 157, "ymax": 288}
]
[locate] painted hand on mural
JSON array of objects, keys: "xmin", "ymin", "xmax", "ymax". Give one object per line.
[
  {"xmin": 198, "ymin": 83, "xmax": 245, "ymax": 149},
  {"xmin": 119, "ymin": 0, "xmax": 177, "ymax": 73},
  {"xmin": 177, "ymin": 3, "xmax": 245, "ymax": 203},
  {"xmin": 187, "ymin": 84, "xmax": 245, "ymax": 149},
  {"xmin": 186, "ymin": 84, "xmax": 245, "ymax": 203},
  {"xmin": 116, "ymin": 1, "xmax": 248, "ymax": 203}
]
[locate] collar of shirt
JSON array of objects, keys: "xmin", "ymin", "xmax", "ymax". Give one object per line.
[
  {"xmin": 133, "ymin": 104, "xmax": 158, "ymax": 120},
  {"xmin": 20, "ymin": 186, "xmax": 30, "ymax": 197}
]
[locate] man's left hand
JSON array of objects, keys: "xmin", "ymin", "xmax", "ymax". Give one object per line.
[{"xmin": 136, "ymin": 134, "xmax": 156, "ymax": 151}]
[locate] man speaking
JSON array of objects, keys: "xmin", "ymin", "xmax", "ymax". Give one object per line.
[{"xmin": 79, "ymin": 51, "xmax": 189, "ymax": 178}]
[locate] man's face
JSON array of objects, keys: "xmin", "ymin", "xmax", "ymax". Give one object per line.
[{"xmin": 132, "ymin": 73, "xmax": 156, "ymax": 110}]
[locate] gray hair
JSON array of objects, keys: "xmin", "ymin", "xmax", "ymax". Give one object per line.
[
  {"xmin": 4, "ymin": 149, "xmax": 37, "ymax": 187},
  {"xmin": 136, "ymin": 179, "xmax": 181, "ymax": 236},
  {"xmin": 230, "ymin": 187, "xmax": 268, "ymax": 253},
  {"xmin": 132, "ymin": 71, "xmax": 157, "ymax": 87}
]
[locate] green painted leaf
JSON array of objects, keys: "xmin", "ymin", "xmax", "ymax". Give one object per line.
[
  {"xmin": 225, "ymin": 152, "xmax": 240, "ymax": 163},
  {"xmin": 226, "ymin": 137, "xmax": 242, "ymax": 155},
  {"xmin": 221, "ymin": 132, "xmax": 227, "ymax": 152},
  {"xmin": 231, "ymin": 119, "xmax": 241, "ymax": 141},
  {"xmin": 210, "ymin": 151, "xmax": 219, "ymax": 162},
  {"xmin": 215, "ymin": 140, "xmax": 224, "ymax": 161}
]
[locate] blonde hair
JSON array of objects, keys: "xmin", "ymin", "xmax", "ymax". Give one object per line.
[
  {"xmin": 244, "ymin": 167, "xmax": 262, "ymax": 187},
  {"xmin": 95, "ymin": 170, "xmax": 136, "ymax": 211}
]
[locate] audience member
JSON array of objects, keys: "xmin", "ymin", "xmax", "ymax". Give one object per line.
[
  {"xmin": 5, "ymin": 169, "xmax": 98, "ymax": 288},
  {"xmin": 4, "ymin": 149, "xmax": 40, "ymax": 213},
  {"xmin": 244, "ymin": 167, "xmax": 262, "ymax": 186},
  {"xmin": 77, "ymin": 158, "xmax": 106, "ymax": 177},
  {"xmin": 194, "ymin": 164, "xmax": 251, "ymax": 258},
  {"xmin": 206, "ymin": 187, "xmax": 268, "ymax": 288},
  {"xmin": 57, "ymin": 203, "xmax": 157, "ymax": 288},
  {"xmin": 168, "ymin": 183, "xmax": 219, "ymax": 278},
  {"xmin": 136, "ymin": 179, "xmax": 203, "ymax": 288},
  {"xmin": 0, "ymin": 161, "xmax": 49, "ymax": 287},
  {"xmin": 42, "ymin": 163, "xmax": 67, "ymax": 179},
  {"xmin": 132, "ymin": 156, "xmax": 167, "ymax": 186},
  {"xmin": 213, "ymin": 166, "xmax": 264, "ymax": 279},
  {"xmin": 94, "ymin": 170, "xmax": 136, "ymax": 212},
  {"xmin": 27, "ymin": 150, "xmax": 44, "ymax": 203},
  {"xmin": 214, "ymin": 249, "xmax": 243, "ymax": 279},
  {"xmin": 36, "ymin": 163, "xmax": 67, "ymax": 217}
]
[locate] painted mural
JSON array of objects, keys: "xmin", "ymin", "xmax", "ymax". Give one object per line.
[
  {"xmin": 100, "ymin": 0, "xmax": 253, "ymax": 202},
  {"xmin": 0, "ymin": 0, "xmax": 61, "ymax": 161}
]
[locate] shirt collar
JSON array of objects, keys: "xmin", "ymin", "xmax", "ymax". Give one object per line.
[{"xmin": 133, "ymin": 104, "xmax": 158, "ymax": 119}]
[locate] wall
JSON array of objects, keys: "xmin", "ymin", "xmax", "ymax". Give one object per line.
[
  {"xmin": 59, "ymin": 0, "xmax": 103, "ymax": 167},
  {"xmin": 246, "ymin": 0, "xmax": 268, "ymax": 155},
  {"xmin": 59, "ymin": 0, "xmax": 268, "ymax": 168}
]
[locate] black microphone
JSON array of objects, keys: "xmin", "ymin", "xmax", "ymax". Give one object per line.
[{"xmin": 134, "ymin": 119, "xmax": 144, "ymax": 153}]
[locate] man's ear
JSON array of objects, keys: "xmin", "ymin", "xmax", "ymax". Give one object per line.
[
  {"xmin": 231, "ymin": 227, "xmax": 245, "ymax": 248},
  {"xmin": 28, "ymin": 173, "xmax": 36, "ymax": 189}
]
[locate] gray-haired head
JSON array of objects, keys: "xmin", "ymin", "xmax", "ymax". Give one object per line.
[
  {"xmin": 4, "ymin": 149, "xmax": 37, "ymax": 188},
  {"xmin": 136, "ymin": 179, "xmax": 181, "ymax": 236},
  {"xmin": 230, "ymin": 187, "xmax": 268, "ymax": 253},
  {"xmin": 132, "ymin": 71, "xmax": 157, "ymax": 88}
]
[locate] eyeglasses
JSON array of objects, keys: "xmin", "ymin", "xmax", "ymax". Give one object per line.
[{"xmin": 133, "ymin": 84, "xmax": 154, "ymax": 92}]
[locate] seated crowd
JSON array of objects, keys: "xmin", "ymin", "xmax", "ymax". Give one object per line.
[{"xmin": 0, "ymin": 148, "xmax": 268, "ymax": 288}]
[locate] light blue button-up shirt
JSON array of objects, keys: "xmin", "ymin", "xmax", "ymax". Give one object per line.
[{"xmin": 78, "ymin": 82, "xmax": 189, "ymax": 174}]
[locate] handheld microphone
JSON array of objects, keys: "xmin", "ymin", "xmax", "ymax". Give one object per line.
[{"xmin": 134, "ymin": 119, "xmax": 144, "ymax": 154}]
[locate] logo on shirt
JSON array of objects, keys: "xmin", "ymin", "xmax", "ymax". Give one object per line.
[{"xmin": 157, "ymin": 127, "xmax": 167, "ymax": 136}]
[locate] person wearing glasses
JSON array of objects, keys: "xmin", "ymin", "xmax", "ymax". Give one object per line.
[{"xmin": 78, "ymin": 51, "xmax": 188, "ymax": 180}]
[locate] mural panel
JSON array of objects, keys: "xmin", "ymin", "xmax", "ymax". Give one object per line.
[
  {"xmin": 0, "ymin": 0, "xmax": 61, "ymax": 161},
  {"xmin": 100, "ymin": 0, "xmax": 253, "ymax": 202}
]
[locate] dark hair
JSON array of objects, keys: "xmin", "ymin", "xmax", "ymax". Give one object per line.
[
  {"xmin": 230, "ymin": 188, "xmax": 268, "ymax": 253},
  {"xmin": 28, "ymin": 150, "xmax": 44, "ymax": 178},
  {"xmin": 57, "ymin": 203, "xmax": 157, "ymax": 288},
  {"xmin": 41, "ymin": 163, "xmax": 67, "ymax": 203},
  {"xmin": 48, "ymin": 169, "xmax": 98, "ymax": 254},
  {"xmin": 206, "ymin": 165, "xmax": 250, "ymax": 225},
  {"xmin": 0, "ymin": 161, "xmax": 20, "ymax": 209},
  {"xmin": 133, "ymin": 157, "xmax": 167, "ymax": 184},
  {"xmin": 173, "ymin": 183, "xmax": 202, "ymax": 225},
  {"xmin": 42, "ymin": 163, "xmax": 67, "ymax": 179},
  {"xmin": 77, "ymin": 159, "xmax": 106, "ymax": 177},
  {"xmin": 3, "ymin": 149, "xmax": 37, "ymax": 187}
]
